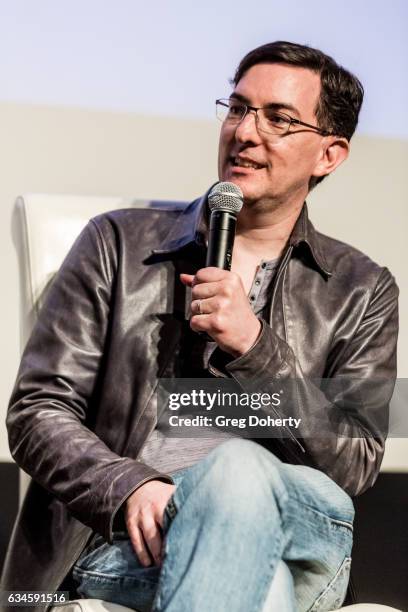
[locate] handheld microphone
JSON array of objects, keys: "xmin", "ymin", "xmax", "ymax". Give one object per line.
[{"xmin": 206, "ymin": 182, "xmax": 244, "ymax": 269}]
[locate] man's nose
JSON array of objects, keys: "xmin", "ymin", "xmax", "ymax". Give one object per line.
[{"xmin": 234, "ymin": 110, "xmax": 261, "ymax": 143}]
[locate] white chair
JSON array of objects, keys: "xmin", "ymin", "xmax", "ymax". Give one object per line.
[{"xmin": 13, "ymin": 194, "xmax": 403, "ymax": 612}]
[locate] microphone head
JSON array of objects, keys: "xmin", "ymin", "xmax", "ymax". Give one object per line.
[{"xmin": 208, "ymin": 182, "xmax": 243, "ymax": 216}]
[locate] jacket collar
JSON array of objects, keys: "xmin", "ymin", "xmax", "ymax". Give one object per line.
[
  {"xmin": 152, "ymin": 189, "xmax": 332, "ymax": 277},
  {"xmin": 151, "ymin": 188, "xmax": 210, "ymax": 256},
  {"xmin": 289, "ymin": 204, "xmax": 332, "ymax": 277}
]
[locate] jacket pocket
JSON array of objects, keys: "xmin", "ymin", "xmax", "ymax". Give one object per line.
[{"xmin": 309, "ymin": 556, "xmax": 351, "ymax": 611}]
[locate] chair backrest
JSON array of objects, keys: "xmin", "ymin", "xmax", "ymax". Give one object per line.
[{"xmin": 14, "ymin": 193, "xmax": 188, "ymax": 349}]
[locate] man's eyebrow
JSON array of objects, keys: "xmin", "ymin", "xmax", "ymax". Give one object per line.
[{"xmin": 229, "ymin": 92, "xmax": 300, "ymax": 117}]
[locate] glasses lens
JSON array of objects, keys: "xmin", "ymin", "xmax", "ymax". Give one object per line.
[
  {"xmin": 216, "ymin": 100, "xmax": 246, "ymax": 123},
  {"xmin": 258, "ymin": 109, "xmax": 290, "ymax": 135}
]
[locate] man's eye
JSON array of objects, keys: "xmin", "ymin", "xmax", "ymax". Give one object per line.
[
  {"xmin": 229, "ymin": 103, "xmax": 244, "ymax": 116},
  {"xmin": 264, "ymin": 111, "xmax": 288, "ymax": 125}
]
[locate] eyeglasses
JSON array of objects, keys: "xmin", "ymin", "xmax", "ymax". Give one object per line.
[{"xmin": 215, "ymin": 98, "xmax": 332, "ymax": 137}]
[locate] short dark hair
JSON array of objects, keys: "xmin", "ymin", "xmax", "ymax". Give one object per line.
[{"xmin": 233, "ymin": 41, "xmax": 364, "ymax": 186}]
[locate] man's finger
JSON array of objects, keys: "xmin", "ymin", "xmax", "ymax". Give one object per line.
[
  {"xmin": 191, "ymin": 281, "xmax": 221, "ymax": 300},
  {"xmin": 193, "ymin": 267, "xmax": 230, "ymax": 284},
  {"xmin": 127, "ymin": 522, "xmax": 153, "ymax": 567},
  {"xmin": 190, "ymin": 313, "xmax": 214, "ymax": 333},
  {"xmin": 180, "ymin": 273, "xmax": 194, "ymax": 287},
  {"xmin": 180, "ymin": 268, "xmax": 230, "ymax": 289},
  {"xmin": 140, "ymin": 513, "xmax": 162, "ymax": 566}
]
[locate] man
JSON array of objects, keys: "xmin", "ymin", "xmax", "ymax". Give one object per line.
[{"xmin": 1, "ymin": 41, "xmax": 398, "ymax": 611}]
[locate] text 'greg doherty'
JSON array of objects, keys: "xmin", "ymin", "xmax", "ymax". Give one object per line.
[
  {"xmin": 168, "ymin": 390, "xmax": 282, "ymax": 411},
  {"xmin": 168, "ymin": 415, "xmax": 302, "ymax": 430}
]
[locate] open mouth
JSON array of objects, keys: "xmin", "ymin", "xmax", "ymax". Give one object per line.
[{"xmin": 230, "ymin": 156, "xmax": 265, "ymax": 170}]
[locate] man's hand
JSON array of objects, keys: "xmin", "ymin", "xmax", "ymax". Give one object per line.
[
  {"xmin": 125, "ymin": 480, "xmax": 176, "ymax": 567},
  {"xmin": 180, "ymin": 267, "xmax": 261, "ymax": 358}
]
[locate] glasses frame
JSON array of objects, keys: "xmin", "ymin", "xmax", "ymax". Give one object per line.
[{"xmin": 216, "ymin": 98, "xmax": 332, "ymax": 137}]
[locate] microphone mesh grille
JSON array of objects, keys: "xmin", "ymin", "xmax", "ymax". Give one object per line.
[{"xmin": 208, "ymin": 182, "xmax": 243, "ymax": 214}]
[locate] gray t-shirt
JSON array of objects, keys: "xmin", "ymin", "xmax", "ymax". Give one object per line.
[{"xmin": 139, "ymin": 258, "xmax": 279, "ymax": 475}]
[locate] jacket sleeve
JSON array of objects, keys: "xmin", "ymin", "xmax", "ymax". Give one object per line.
[
  {"xmin": 211, "ymin": 267, "xmax": 399, "ymax": 497},
  {"xmin": 7, "ymin": 219, "xmax": 173, "ymax": 542}
]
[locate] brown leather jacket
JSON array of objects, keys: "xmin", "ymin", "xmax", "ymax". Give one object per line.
[{"xmin": 1, "ymin": 195, "xmax": 398, "ymax": 611}]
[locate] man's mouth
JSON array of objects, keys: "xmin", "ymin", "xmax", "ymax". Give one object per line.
[{"xmin": 231, "ymin": 156, "xmax": 265, "ymax": 170}]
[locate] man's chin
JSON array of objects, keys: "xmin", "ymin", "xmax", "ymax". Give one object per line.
[
  {"xmin": 233, "ymin": 183, "xmax": 262, "ymax": 205},
  {"xmin": 219, "ymin": 174, "xmax": 260, "ymax": 201}
]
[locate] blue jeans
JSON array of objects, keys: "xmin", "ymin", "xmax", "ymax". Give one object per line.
[{"xmin": 72, "ymin": 439, "xmax": 354, "ymax": 611}]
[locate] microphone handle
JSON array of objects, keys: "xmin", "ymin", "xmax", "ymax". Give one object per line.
[{"xmin": 205, "ymin": 210, "xmax": 237, "ymax": 270}]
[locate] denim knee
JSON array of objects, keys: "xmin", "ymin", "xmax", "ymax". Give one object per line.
[{"xmin": 179, "ymin": 439, "xmax": 288, "ymax": 523}]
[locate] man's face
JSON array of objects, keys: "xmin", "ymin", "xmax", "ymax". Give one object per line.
[{"xmin": 218, "ymin": 63, "xmax": 328, "ymax": 207}]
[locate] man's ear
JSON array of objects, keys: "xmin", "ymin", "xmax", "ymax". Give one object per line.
[{"xmin": 313, "ymin": 136, "xmax": 350, "ymax": 178}]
